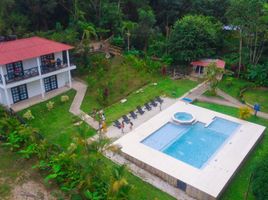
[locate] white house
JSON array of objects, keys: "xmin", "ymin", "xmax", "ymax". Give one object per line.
[{"xmin": 0, "ymin": 36, "xmax": 76, "ymax": 107}]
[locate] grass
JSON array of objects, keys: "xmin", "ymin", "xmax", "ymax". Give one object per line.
[
  {"xmin": 218, "ymin": 76, "xmax": 254, "ymax": 99},
  {"xmin": 243, "ymin": 88, "xmax": 268, "ymax": 113},
  {"xmin": 81, "ymin": 56, "xmax": 152, "ymax": 113},
  {"xmin": 219, "ymin": 76, "xmax": 268, "ymax": 113},
  {"xmin": 193, "ymin": 101, "xmax": 268, "ymax": 200},
  {"xmin": 19, "ymin": 90, "xmax": 95, "ymax": 149},
  {"xmin": 104, "ymin": 78, "xmax": 198, "ymax": 124}
]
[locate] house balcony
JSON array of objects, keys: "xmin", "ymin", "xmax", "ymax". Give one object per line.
[
  {"xmin": 4, "ymin": 67, "xmax": 39, "ymax": 84},
  {"xmin": 41, "ymin": 63, "xmax": 69, "ymax": 74}
]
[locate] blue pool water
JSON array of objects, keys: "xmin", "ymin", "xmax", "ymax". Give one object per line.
[
  {"xmin": 141, "ymin": 117, "xmax": 240, "ymax": 168},
  {"xmin": 174, "ymin": 112, "xmax": 193, "ymax": 121}
]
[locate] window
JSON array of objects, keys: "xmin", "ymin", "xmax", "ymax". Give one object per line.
[
  {"xmin": 177, "ymin": 180, "xmax": 187, "ymax": 191},
  {"xmin": 44, "ymin": 75, "xmax": 58, "ymax": 92},
  {"xmin": 6, "ymin": 61, "xmax": 23, "ymax": 80},
  {"xmin": 40, "ymin": 53, "xmax": 55, "ymax": 66},
  {"xmin": 11, "ymin": 84, "xmax": 28, "ymax": 103}
]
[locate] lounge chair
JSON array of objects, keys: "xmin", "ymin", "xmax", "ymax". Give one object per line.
[
  {"xmin": 144, "ymin": 103, "xmax": 152, "ymax": 111},
  {"xmin": 150, "ymin": 99, "xmax": 158, "ymax": 107},
  {"xmin": 155, "ymin": 96, "xmax": 164, "ymax": 104},
  {"xmin": 129, "ymin": 111, "xmax": 137, "ymax": 119},
  {"xmin": 122, "ymin": 115, "xmax": 130, "ymax": 124},
  {"xmin": 113, "ymin": 120, "xmax": 121, "ymax": 129},
  {"xmin": 136, "ymin": 106, "xmax": 145, "ymax": 115}
]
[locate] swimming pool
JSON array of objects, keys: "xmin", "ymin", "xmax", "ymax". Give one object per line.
[{"xmin": 142, "ymin": 117, "xmax": 241, "ymax": 168}]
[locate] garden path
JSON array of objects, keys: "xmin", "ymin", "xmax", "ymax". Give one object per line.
[
  {"xmin": 197, "ymin": 88, "xmax": 268, "ymax": 120},
  {"xmin": 70, "ymin": 79, "xmax": 99, "ymax": 129}
]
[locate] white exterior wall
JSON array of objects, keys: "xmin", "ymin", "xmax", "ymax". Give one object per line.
[
  {"xmin": 0, "ymin": 88, "xmax": 7, "ymax": 106},
  {"xmin": 22, "ymin": 58, "xmax": 38, "ymax": 70},
  {"xmin": 54, "ymin": 52, "xmax": 63, "ymax": 61},
  {"xmin": 27, "ymin": 80, "xmax": 42, "ymax": 98},
  {"xmin": 57, "ymin": 72, "xmax": 69, "ymax": 88},
  {"xmin": 0, "ymin": 51, "xmax": 75, "ymax": 106}
]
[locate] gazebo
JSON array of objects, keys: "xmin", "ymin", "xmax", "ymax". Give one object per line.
[{"xmin": 190, "ymin": 59, "xmax": 225, "ymax": 76}]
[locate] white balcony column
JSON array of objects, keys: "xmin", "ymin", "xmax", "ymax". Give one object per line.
[
  {"xmin": 0, "ymin": 67, "xmax": 11, "ymax": 107},
  {"xmin": 36, "ymin": 57, "xmax": 45, "ymax": 98},
  {"xmin": 66, "ymin": 50, "xmax": 72, "ymax": 88},
  {"xmin": 66, "ymin": 50, "xmax": 70, "ymax": 67}
]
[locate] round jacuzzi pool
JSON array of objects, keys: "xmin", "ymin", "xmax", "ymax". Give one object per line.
[{"xmin": 172, "ymin": 112, "xmax": 195, "ymax": 124}]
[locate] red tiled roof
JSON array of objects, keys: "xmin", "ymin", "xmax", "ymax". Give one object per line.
[
  {"xmin": 191, "ymin": 59, "xmax": 225, "ymax": 69},
  {"xmin": 0, "ymin": 36, "xmax": 74, "ymax": 65}
]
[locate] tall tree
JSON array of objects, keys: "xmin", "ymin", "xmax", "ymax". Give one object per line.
[
  {"xmin": 122, "ymin": 21, "xmax": 137, "ymax": 51},
  {"xmin": 134, "ymin": 7, "xmax": 156, "ymax": 51},
  {"xmin": 227, "ymin": 0, "xmax": 268, "ymax": 69},
  {"xmin": 168, "ymin": 15, "xmax": 222, "ymax": 64}
]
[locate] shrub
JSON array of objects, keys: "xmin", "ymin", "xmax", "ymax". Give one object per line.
[
  {"xmin": 239, "ymin": 106, "xmax": 252, "ymax": 119},
  {"xmin": 61, "ymin": 95, "xmax": 70, "ymax": 103},
  {"xmin": 46, "ymin": 101, "xmax": 55, "ymax": 111},
  {"xmin": 246, "ymin": 63, "xmax": 268, "ymax": 87},
  {"xmin": 23, "ymin": 110, "xmax": 34, "ymax": 120},
  {"xmin": 252, "ymin": 156, "xmax": 268, "ymax": 200}
]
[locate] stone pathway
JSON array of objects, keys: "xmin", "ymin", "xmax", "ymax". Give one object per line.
[{"xmin": 70, "ymin": 80, "xmax": 99, "ymax": 129}]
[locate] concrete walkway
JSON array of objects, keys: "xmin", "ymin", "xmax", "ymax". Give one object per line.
[
  {"xmin": 181, "ymin": 81, "xmax": 209, "ymax": 101},
  {"xmin": 197, "ymin": 88, "xmax": 268, "ymax": 120},
  {"xmin": 11, "ymin": 86, "xmax": 70, "ymax": 112},
  {"xmin": 70, "ymin": 80, "xmax": 99, "ymax": 129}
]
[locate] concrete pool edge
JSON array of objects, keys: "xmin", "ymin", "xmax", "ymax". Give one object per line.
[{"xmin": 113, "ymin": 101, "xmax": 266, "ymax": 200}]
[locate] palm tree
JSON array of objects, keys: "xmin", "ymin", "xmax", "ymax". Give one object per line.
[
  {"xmin": 206, "ymin": 62, "xmax": 225, "ymax": 95},
  {"xmin": 79, "ymin": 21, "xmax": 97, "ymax": 45},
  {"xmin": 122, "ymin": 21, "xmax": 137, "ymax": 51},
  {"xmin": 108, "ymin": 165, "xmax": 131, "ymax": 199}
]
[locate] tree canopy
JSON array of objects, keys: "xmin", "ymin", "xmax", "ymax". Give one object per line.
[{"xmin": 168, "ymin": 15, "xmax": 222, "ymax": 64}]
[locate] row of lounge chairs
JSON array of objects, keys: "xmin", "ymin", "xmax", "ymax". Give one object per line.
[{"xmin": 113, "ymin": 96, "xmax": 164, "ymax": 129}]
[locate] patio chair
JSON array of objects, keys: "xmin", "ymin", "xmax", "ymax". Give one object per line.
[
  {"xmin": 113, "ymin": 120, "xmax": 121, "ymax": 129},
  {"xmin": 144, "ymin": 103, "xmax": 152, "ymax": 111},
  {"xmin": 129, "ymin": 111, "xmax": 137, "ymax": 119},
  {"xmin": 150, "ymin": 99, "xmax": 158, "ymax": 107},
  {"xmin": 136, "ymin": 106, "xmax": 145, "ymax": 115},
  {"xmin": 155, "ymin": 96, "xmax": 164, "ymax": 104},
  {"xmin": 122, "ymin": 115, "xmax": 130, "ymax": 124}
]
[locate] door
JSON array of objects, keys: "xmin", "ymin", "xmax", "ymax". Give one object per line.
[
  {"xmin": 6, "ymin": 61, "xmax": 23, "ymax": 80},
  {"xmin": 11, "ymin": 84, "xmax": 28, "ymax": 103},
  {"xmin": 44, "ymin": 75, "xmax": 58, "ymax": 92}
]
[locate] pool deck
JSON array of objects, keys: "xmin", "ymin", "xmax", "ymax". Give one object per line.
[{"xmin": 113, "ymin": 101, "xmax": 266, "ymax": 199}]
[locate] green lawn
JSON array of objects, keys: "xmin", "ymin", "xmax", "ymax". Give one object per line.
[
  {"xmin": 218, "ymin": 76, "xmax": 255, "ymax": 98},
  {"xmin": 193, "ymin": 101, "xmax": 268, "ymax": 200},
  {"xmin": 243, "ymin": 88, "xmax": 268, "ymax": 113},
  {"xmin": 19, "ymin": 90, "xmax": 95, "ymax": 148},
  {"xmin": 104, "ymin": 78, "xmax": 198, "ymax": 124},
  {"xmin": 219, "ymin": 76, "xmax": 268, "ymax": 113},
  {"xmin": 81, "ymin": 56, "xmax": 152, "ymax": 113}
]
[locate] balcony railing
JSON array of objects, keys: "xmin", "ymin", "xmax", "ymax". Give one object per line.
[
  {"xmin": 41, "ymin": 63, "xmax": 68, "ymax": 74},
  {"xmin": 4, "ymin": 67, "xmax": 39, "ymax": 84}
]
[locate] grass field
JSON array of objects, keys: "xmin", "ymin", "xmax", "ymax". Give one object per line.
[
  {"xmin": 193, "ymin": 101, "xmax": 268, "ymax": 200},
  {"xmin": 81, "ymin": 56, "xmax": 153, "ymax": 113},
  {"xmin": 19, "ymin": 90, "xmax": 95, "ymax": 149},
  {"xmin": 104, "ymin": 78, "xmax": 197, "ymax": 124},
  {"xmin": 243, "ymin": 88, "xmax": 268, "ymax": 113}
]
